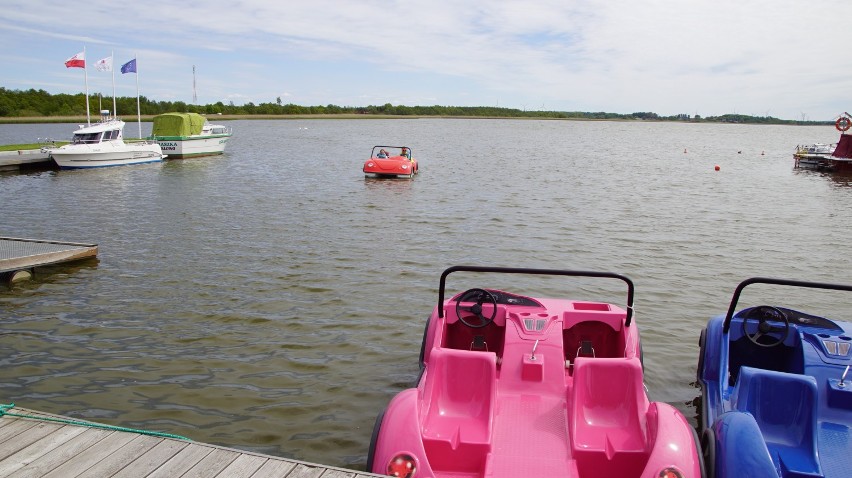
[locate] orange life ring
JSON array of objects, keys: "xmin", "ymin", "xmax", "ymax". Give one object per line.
[{"xmin": 836, "ymin": 117, "xmax": 851, "ymax": 132}]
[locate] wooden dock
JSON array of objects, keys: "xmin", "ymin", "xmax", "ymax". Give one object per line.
[
  {"xmin": 0, "ymin": 237, "xmax": 98, "ymax": 283},
  {"xmin": 0, "ymin": 405, "xmax": 383, "ymax": 477},
  {"xmin": 0, "ymin": 149, "xmax": 54, "ymax": 171}
]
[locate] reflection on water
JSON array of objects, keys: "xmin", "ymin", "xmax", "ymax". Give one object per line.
[{"xmin": 2, "ymin": 119, "xmax": 852, "ymax": 469}]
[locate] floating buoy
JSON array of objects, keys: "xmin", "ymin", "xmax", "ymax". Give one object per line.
[
  {"xmin": 761, "ymin": 150, "xmax": 765, "ymax": 155},
  {"xmin": 684, "ymin": 148, "xmax": 688, "ymax": 153},
  {"xmin": 714, "ymin": 165, "xmax": 720, "ymax": 171},
  {"xmin": 737, "ymin": 151, "xmax": 742, "ymax": 154}
]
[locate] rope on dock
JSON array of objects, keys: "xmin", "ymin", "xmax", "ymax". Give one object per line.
[{"xmin": 0, "ymin": 403, "xmax": 191, "ymax": 441}]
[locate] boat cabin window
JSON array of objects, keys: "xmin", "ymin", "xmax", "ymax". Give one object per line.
[
  {"xmin": 212, "ymin": 127, "xmax": 226, "ymax": 134},
  {"xmin": 73, "ymin": 132, "xmax": 102, "ymax": 144}
]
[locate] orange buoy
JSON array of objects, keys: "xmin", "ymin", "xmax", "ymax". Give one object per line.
[{"xmin": 714, "ymin": 165, "xmax": 720, "ymax": 171}]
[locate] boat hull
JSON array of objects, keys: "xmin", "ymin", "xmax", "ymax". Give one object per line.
[
  {"xmin": 368, "ymin": 267, "xmax": 703, "ymax": 478},
  {"xmin": 156, "ymin": 135, "xmax": 231, "ymax": 159},
  {"xmin": 363, "ymin": 156, "xmax": 418, "ymax": 178},
  {"xmin": 50, "ymin": 142, "xmax": 164, "ymax": 169}
]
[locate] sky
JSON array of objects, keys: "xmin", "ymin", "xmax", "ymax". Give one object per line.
[{"xmin": 1, "ymin": 1, "xmax": 850, "ymax": 121}]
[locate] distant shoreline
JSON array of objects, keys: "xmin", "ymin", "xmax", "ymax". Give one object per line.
[
  {"xmin": 0, "ymin": 114, "xmax": 613, "ymax": 124},
  {"xmin": 0, "ymin": 114, "xmax": 824, "ymax": 125}
]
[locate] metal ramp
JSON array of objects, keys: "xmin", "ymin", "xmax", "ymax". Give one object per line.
[{"xmin": 0, "ymin": 236, "xmax": 98, "ymax": 274}]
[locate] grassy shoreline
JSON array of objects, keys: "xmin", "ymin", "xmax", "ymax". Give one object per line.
[
  {"xmin": 0, "ymin": 114, "xmax": 442, "ymax": 124},
  {"xmin": 0, "ymin": 114, "xmax": 654, "ymax": 124},
  {"xmin": 0, "ymin": 113, "xmax": 817, "ymax": 126}
]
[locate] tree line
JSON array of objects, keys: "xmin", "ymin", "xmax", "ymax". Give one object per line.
[{"xmin": 0, "ymin": 87, "xmax": 827, "ymax": 125}]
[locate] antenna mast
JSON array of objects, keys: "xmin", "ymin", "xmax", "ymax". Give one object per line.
[{"xmin": 193, "ymin": 65, "xmax": 197, "ymax": 104}]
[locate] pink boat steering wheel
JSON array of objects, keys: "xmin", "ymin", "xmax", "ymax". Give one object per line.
[{"xmin": 455, "ymin": 288, "xmax": 498, "ymax": 328}]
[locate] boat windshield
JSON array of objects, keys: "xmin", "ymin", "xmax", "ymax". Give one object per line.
[{"xmin": 72, "ymin": 132, "xmax": 102, "ymax": 144}]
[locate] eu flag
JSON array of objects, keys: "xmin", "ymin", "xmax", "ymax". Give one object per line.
[{"xmin": 121, "ymin": 59, "xmax": 137, "ymax": 74}]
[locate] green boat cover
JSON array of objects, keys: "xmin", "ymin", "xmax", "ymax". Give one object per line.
[{"xmin": 151, "ymin": 113, "xmax": 206, "ymax": 137}]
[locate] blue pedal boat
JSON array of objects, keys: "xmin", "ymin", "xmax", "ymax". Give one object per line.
[{"xmin": 697, "ymin": 277, "xmax": 852, "ymax": 478}]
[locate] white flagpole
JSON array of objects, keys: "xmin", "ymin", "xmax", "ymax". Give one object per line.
[
  {"xmin": 135, "ymin": 56, "xmax": 142, "ymax": 139},
  {"xmin": 83, "ymin": 46, "xmax": 90, "ymax": 125},
  {"xmin": 111, "ymin": 50, "xmax": 116, "ymax": 118}
]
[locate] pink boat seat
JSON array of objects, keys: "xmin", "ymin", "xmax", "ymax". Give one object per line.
[
  {"xmin": 422, "ymin": 348, "xmax": 496, "ymax": 444},
  {"xmin": 571, "ymin": 357, "xmax": 650, "ymax": 474},
  {"xmin": 563, "ymin": 321, "xmax": 623, "ymax": 364},
  {"xmin": 421, "ymin": 348, "xmax": 496, "ymax": 472}
]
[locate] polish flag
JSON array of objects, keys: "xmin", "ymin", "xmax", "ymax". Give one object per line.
[{"xmin": 65, "ymin": 51, "xmax": 85, "ymax": 68}]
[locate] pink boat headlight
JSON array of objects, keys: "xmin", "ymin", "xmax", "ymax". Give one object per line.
[
  {"xmin": 401, "ymin": 164, "xmax": 409, "ymax": 170},
  {"xmin": 367, "ymin": 162, "xmax": 375, "ymax": 167},
  {"xmin": 658, "ymin": 467, "xmax": 684, "ymax": 478},
  {"xmin": 387, "ymin": 453, "xmax": 417, "ymax": 477}
]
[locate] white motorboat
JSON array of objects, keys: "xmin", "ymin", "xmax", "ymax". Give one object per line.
[
  {"xmin": 793, "ymin": 142, "xmax": 835, "ymax": 170},
  {"xmin": 48, "ymin": 111, "xmax": 165, "ymax": 169},
  {"xmin": 150, "ymin": 112, "xmax": 232, "ymax": 159}
]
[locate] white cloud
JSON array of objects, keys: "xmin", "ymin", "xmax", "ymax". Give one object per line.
[{"xmin": 0, "ymin": 0, "xmax": 850, "ymax": 119}]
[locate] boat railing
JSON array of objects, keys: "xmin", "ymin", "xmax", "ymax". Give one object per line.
[
  {"xmin": 795, "ymin": 143, "xmax": 836, "ymax": 155},
  {"xmin": 210, "ymin": 125, "xmax": 233, "ymax": 135},
  {"xmin": 125, "ymin": 138, "xmax": 160, "ymax": 145}
]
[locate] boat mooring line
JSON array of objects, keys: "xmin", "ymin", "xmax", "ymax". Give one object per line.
[{"xmin": 0, "ymin": 403, "xmax": 192, "ymax": 441}]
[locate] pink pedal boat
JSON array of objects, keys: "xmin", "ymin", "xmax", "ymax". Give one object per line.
[{"xmin": 368, "ymin": 266, "xmax": 704, "ymax": 478}]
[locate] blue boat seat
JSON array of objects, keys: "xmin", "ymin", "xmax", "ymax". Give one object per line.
[{"xmin": 732, "ymin": 366, "xmax": 822, "ymax": 477}]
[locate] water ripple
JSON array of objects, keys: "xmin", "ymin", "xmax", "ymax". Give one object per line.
[{"xmin": 2, "ymin": 119, "xmax": 852, "ymax": 470}]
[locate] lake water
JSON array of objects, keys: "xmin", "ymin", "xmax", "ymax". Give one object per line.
[{"xmin": 1, "ymin": 118, "xmax": 851, "ymax": 470}]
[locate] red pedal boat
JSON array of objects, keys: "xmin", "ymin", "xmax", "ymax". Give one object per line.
[{"xmin": 363, "ymin": 145, "xmax": 418, "ymax": 178}]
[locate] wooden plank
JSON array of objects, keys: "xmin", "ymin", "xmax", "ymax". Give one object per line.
[
  {"xmin": 4, "ymin": 428, "xmax": 113, "ymax": 478},
  {"xmin": 285, "ymin": 463, "xmax": 326, "ymax": 478},
  {"xmin": 72, "ymin": 434, "xmax": 162, "ymax": 477},
  {"xmin": 0, "ymin": 425, "xmax": 86, "ymax": 476},
  {"xmin": 111, "ymin": 439, "xmax": 190, "ymax": 477},
  {"xmin": 41, "ymin": 431, "xmax": 138, "ymax": 478},
  {"xmin": 215, "ymin": 453, "xmax": 268, "ymax": 477},
  {"xmin": 319, "ymin": 469, "xmax": 357, "ymax": 478},
  {"xmin": 249, "ymin": 458, "xmax": 296, "ymax": 478},
  {"xmin": 1, "ymin": 408, "xmax": 386, "ymax": 478},
  {"xmin": 0, "ymin": 417, "xmax": 44, "ymax": 445},
  {"xmin": 180, "ymin": 447, "xmax": 241, "ymax": 477},
  {"xmin": 0, "ymin": 423, "xmax": 64, "ymax": 462},
  {"xmin": 145, "ymin": 443, "xmax": 214, "ymax": 478}
]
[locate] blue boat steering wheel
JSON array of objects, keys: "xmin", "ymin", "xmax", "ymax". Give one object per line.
[{"xmin": 742, "ymin": 305, "xmax": 790, "ymax": 347}]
